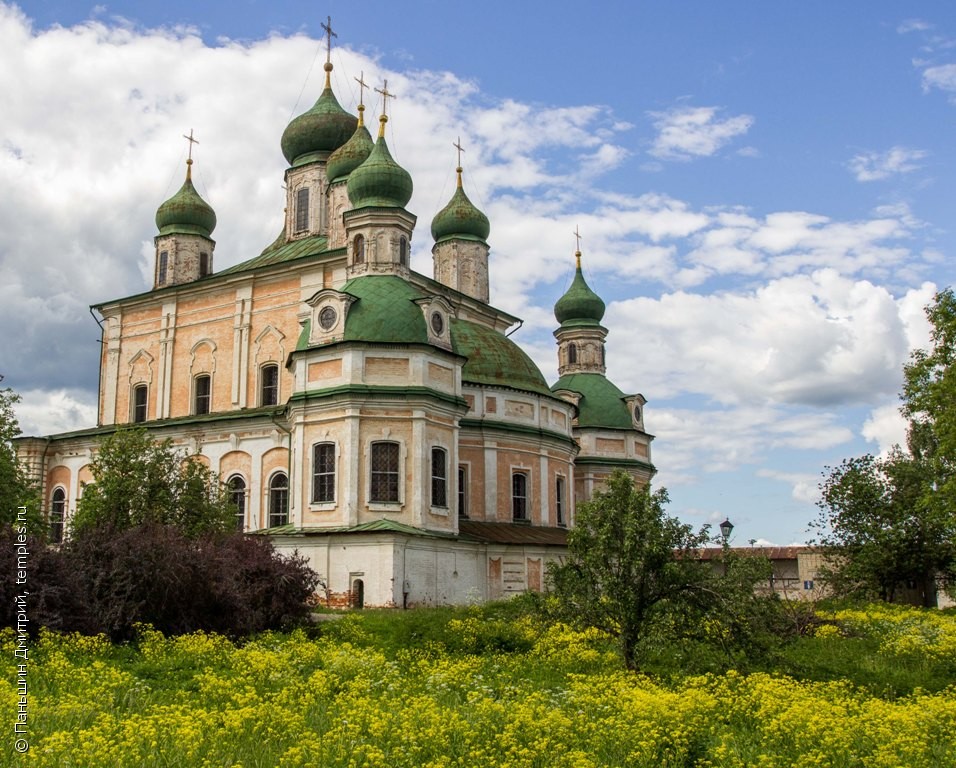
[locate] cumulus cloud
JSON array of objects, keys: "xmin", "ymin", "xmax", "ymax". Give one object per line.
[
  {"xmin": 647, "ymin": 105, "xmax": 754, "ymax": 160},
  {"xmin": 861, "ymin": 403, "xmax": 909, "ymax": 455},
  {"xmin": 922, "ymin": 63, "xmax": 956, "ymax": 94},
  {"xmin": 847, "ymin": 146, "xmax": 928, "ymax": 181},
  {"xmin": 898, "ymin": 19, "xmax": 933, "ymax": 35}
]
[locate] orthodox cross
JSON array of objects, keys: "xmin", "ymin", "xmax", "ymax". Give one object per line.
[
  {"xmin": 573, "ymin": 225, "xmax": 582, "ymax": 252},
  {"xmin": 453, "ymin": 136, "xmax": 465, "ymax": 168},
  {"xmin": 321, "ymin": 16, "xmax": 336, "ymax": 63},
  {"xmin": 355, "ymin": 71, "xmax": 368, "ymax": 107},
  {"xmin": 375, "ymin": 80, "xmax": 395, "ymax": 117},
  {"xmin": 183, "ymin": 129, "xmax": 199, "ymax": 162}
]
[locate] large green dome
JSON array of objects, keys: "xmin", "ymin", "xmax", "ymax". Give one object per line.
[
  {"xmin": 451, "ymin": 319, "xmax": 552, "ymax": 397},
  {"xmin": 347, "ymin": 120, "xmax": 413, "ymax": 209},
  {"xmin": 327, "ymin": 117, "xmax": 374, "ymax": 182},
  {"xmin": 155, "ymin": 162, "xmax": 216, "ymax": 238},
  {"xmin": 554, "ymin": 257, "xmax": 605, "ymax": 326},
  {"xmin": 280, "ymin": 64, "xmax": 357, "ymax": 167},
  {"xmin": 431, "ymin": 170, "xmax": 490, "ymax": 243}
]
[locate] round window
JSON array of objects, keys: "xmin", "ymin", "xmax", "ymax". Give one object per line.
[
  {"xmin": 430, "ymin": 311, "xmax": 444, "ymax": 336},
  {"xmin": 633, "ymin": 405, "xmax": 642, "ymax": 422},
  {"xmin": 319, "ymin": 306, "xmax": 337, "ymax": 331}
]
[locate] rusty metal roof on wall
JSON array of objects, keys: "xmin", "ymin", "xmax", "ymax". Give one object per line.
[{"xmin": 458, "ymin": 520, "xmax": 569, "ymax": 546}]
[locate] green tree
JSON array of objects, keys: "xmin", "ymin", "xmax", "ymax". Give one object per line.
[
  {"xmin": 549, "ymin": 470, "xmax": 775, "ymax": 671},
  {"xmin": 0, "ymin": 383, "xmax": 42, "ymax": 532},
  {"xmin": 814, "ymin": 289, "xmax": 956, "ymax": 606},
  {"xmin": 74, "ymin": 428, "xmax": 236, "ymax": 538},
  {"xmin": 813, "ymin": 450, "xmax": 951, "ymax": 605}
]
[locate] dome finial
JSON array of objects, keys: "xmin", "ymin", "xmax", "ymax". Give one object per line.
[
  {"xmin": 321, "ymin": 16, "xmax": 337, "ymax": 89},
  {"xmin": 182, "ymin": 128, "xmax": 199, "ymax": 180},
  {"xmin": 375, "ymin": 80, "xmax": 395, "ymax": 139},
  {"xmin": 574, "ymin": 225, "xmax": 583, "ymax": 269},
  {"xmin": 453, "ymin": 136, "xmax": 466, "ymax": 188},
  {"xmin": 355, "ymin": 71, "xmax": 368, "ymax": 128}
]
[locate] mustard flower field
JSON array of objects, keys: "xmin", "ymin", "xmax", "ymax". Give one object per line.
[{"xmin": 3, "ymin": 604, "xmax": 956, "ymax": 767}]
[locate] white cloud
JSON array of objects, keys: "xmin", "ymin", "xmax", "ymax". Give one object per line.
[
  {"xmin": 15, "ymin": 389, "xmax": 98, "ymax": 437},
  {"xmin": 921, "ymin": 63, "xmax": 956, "ymax": 94},
  {"xmin": 757, "ymin": 468, "xmax": 821, "ymax": 505},
  {"xmin": 648, "ymin": 105, "xmax": 754, "ymax": 161},
  {"xmin": 861, "ymin": 403, "xmax": 908, "ymax": 455},
  {"xmin": 898, "ymin": 19, "xmax": 933, "ymax": 35},
  {"xmin": 847, "ymin": 146, "xmax": 928, "ymax": 181}
]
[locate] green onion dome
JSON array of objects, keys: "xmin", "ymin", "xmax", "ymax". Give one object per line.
[
  {"xmin": 431, "ymin": 167, "xmax": 490, "ymax": 243},
  {"xmin": 554, "ymin": 252, "xmax": 606, "ymax": 325},
  {"xmin": 346, "ymin": 115, "xmax": 413, "ymax": 209},
  {"xmin": 155, "ymin": 160, "xmax": 217, "ymax": 237},
  {"xmin": 326, "ymin": 104, "xmax": 374, "ymax": 182},
  {"xmin": 280, "ymin": 63, "xmax": 358, "ymax": 167}
]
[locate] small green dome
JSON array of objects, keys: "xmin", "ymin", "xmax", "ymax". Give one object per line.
[
  {"xmin": 155, "ymin": 162, "xmax": 216, "ymax": 237},
  {"xmin": 347, "ymin": 120, "xmax": 413, "ymax": 209},
  {"xmin": 341, "ymin": 276, "xmax": 428, "ymax": 344},
  {"xmin": 431, "ymin": 169, "xmax": 490, "ymax": 243},
  {"xmin": 554, "ymin": 256, "xmax": 605, "ymax": 325},
  {"xmin": 327, "ymin": 118, "xmax": 374, "ymax": 182},
  {"xmin": 551, "ymin": 372, "xmax": 633, "ymax": 430},
  {"xmin": 280, "ymin": 65, "xmax": 357, "ymax": 167}
]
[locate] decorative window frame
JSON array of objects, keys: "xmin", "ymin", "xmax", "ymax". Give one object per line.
[
  {"xmin": 413, "ymin": 295, "xmax": 455, "ymax": 351},
  {"xmin": 227, "ymin": 474, "xmax": 247, "ymax": 532},
  {"xmin": 365, "ymin": 436, "xmax": 405, "ymax": 511},
  {"xmin": 304, "ymin": 288, "xmax": 357, "ymax": 347},
  {"xmin": 259, "ymin": 362, "xmax": 280, "ymax": 407},
  {"xmin": 192, "ymin": 373, "xmax": 213, "ymax": 415},
  {"xmin": 131, "ymin": 382, "xmax": 149, "ymax": 423},
  {"xmin": 624, "ymin": 393, "xmax": 648, "ymax": 429},
  {"xmin": 310, "ymin": 442, "xmax": 337, "ymax": 509},
  {"xmin": 49, "ymin": 486, "xmax": 67, "ymax": 544},
  {"xmin": 430, "ymin": 445, "xmax": 449, "ymax": 514},
  {"xmin": 267, "ymin": 470, "xmax": 290, "ymax": 528},
  {"xmin": 511, "ymin": 467, "xmax": 531, "ymax": 523}
]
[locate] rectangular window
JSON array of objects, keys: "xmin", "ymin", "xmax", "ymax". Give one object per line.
[
  {"xmin": 194, "ymin": 374, "xmax": 211, "ymax": 415},
  {"xmin": 158, "ymin": 251, "xmax": 168, "ymax": 284},
  {"xmin": 458, "ymin": 465, "xmax": 467, "ymax": 518},
  {"xmin": 431, "ymin": 447, "xmax": 447, "ymax": 507},
  {"xmin": 555, "ymin": 476, "xmax": 566, "ymax": 526},
  {"xmin": 295, "ymin": 187, "xmax": 310, "ymax": 233},
  {"xmin": 199, "ymin": 252, "xmax": 209, "ymax": 276},
  {"xmin": 132, "ymin": 384, "xmax": 148, "ymax": 423},
  {"xmin": 512, "ymin": 472, "xmax": 528, "ymax": 521},
  {"xmin": 260, "ymin": 364, "xmax": 279, "ymax": 406},
  {"xmin": 370, "ymin": 441, "xmax": 400, "ymax": 502},
  {"xmin": 312, "ymin": 443, "xmax": 335, "ymax": 503}
]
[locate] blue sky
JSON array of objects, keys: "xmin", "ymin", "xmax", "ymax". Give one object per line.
[{"xmin": 4, "ymin": 1, "xmax": 956, "ymax": 544}]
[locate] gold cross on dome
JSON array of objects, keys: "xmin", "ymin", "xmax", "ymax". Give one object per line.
[
  {"xmin": 453, "ymin": 136, "xmax": 465, "ymax": 168},
  {"xmin": 355, "ymin": 71, "xmax": 368, "ymax": 107},
  {"xmin": 321, "ymin": 16, "xmax": 337, "ymax": 63},
  {"xmin": 375, "ymin": 80, "xmax": 396, "ymax": 117},
  {"xmin": 573, "ymin": 225, "xmax": 582, "ymax": 252},
  {"xmin": 183, "ymin": 129, "xmax": 199, "ymax": 162}
]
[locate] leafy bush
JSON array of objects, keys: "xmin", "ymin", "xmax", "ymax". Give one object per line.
[{"xmin": 0, "ymin": 524, "xmax": 320, "ymax": 641}]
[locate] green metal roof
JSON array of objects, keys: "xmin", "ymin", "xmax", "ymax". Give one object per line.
[
  {"xmin": 431, "ymin": 174, "xmax": 490, "ymax": 243},
  {"xmin": 340, "ymin": 275, "xmax": 428, "ymax": 343},
  {"xmin": 451, "ymin": 318, "xmax": 553, "ymax": 397},
  {"xmin": 551, "ymin": 372, "xmax": 634, "ymax": 430},
  {"xmin": 155, "ymin": 167, "xmax": 216, "ymax": 238},
  {"xmin": 262, "ymin": 518, "xmax": 460, "ymax": 539},
  {"xmin": 346, "ymin": 134, "xmax": 413, "ymax": 209},
  {"xmin": 218, "ymin": 233, "xmax": 331, "ymax": 275},
  {"xmin": 327, "ymin": 122, "xmax": 374, "ymax": 183},
  {"xmin": 554, "ymin": 263, "xmax": 605, "ymax": 326},
  {"xmin": 280, "ymin": 75, "xmax": 357, "ymax": 166}
]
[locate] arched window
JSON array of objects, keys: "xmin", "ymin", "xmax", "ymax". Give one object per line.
[
  {"xmin": 228, "ymin": 475, "xmax": 246, "ymax": 531},
  {"xmin": 568, "ymin": 343, "xmax": 577, "ymax": 365},
  {"xmin": 269, "ymin": 472, "xmax": 289, "ymax": 528},
  {"xmin": 399, "ymin": 236, "xmax": 408, "ymax": 266},
  {"xmin": 353, "ymin": 234, "xmax": 365, "ymax": 264},
  {"xmin": 555, "ymin": 476, "xmax": 566, "ymax": 526},
  {"xmin": 260, "ymin": 363, "xmax": 279, "ymax": 406},
  {"xmin": 295, "ymin": 187, "xmax": 310, "ymax": 233},
  {"xmin": 193, "ymin": 374, "xmax": 211, "ymax": 415},
  {"xmin": 370, "ymin": 441, "xmax": 400, "ymax": 502},
  {"xmin": 132, "ymin": 384, "xmax": 148, "ymax": 423},
  {"xmin": 512, "ymin": 472, "xmax": 528, "ymax": 521},
  {"xmin": 50, "ymin": 488, "xmax": 66, "ymax": 544},
  {"xmin": 312, "ymin": 443, "xmax": 335, "ymax": 503},
  {"xmin": 431, "ymin": 447, "xmax": 447, "ymax": 507}
]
